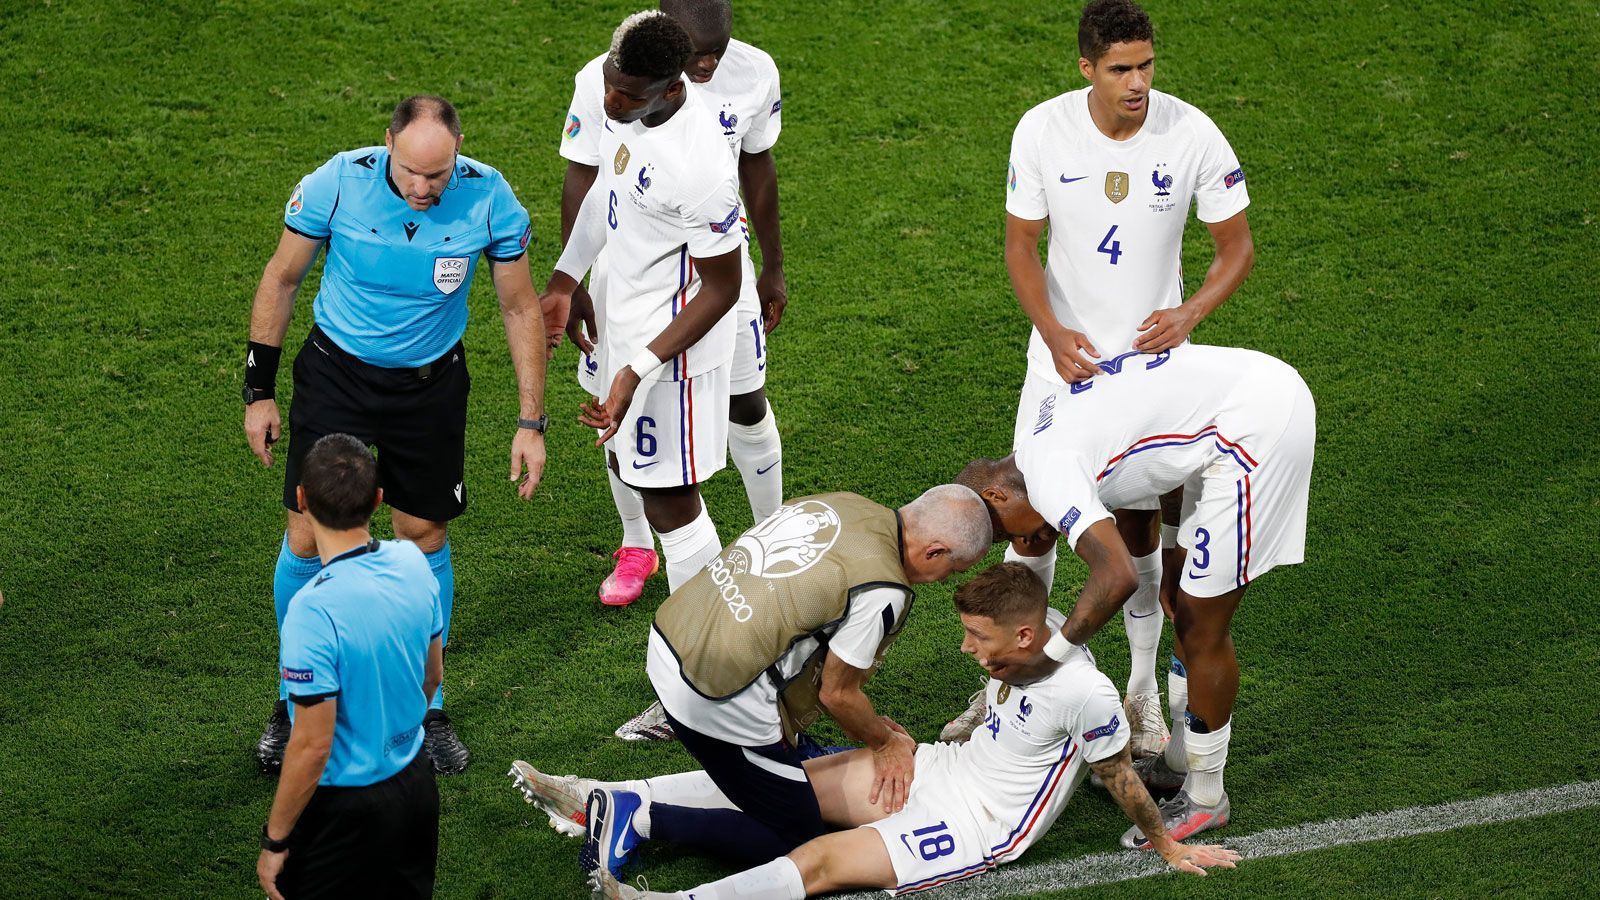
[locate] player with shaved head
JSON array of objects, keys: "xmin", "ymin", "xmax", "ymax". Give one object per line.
[{"xmin": 243, "ymin": 94, "xmax": 551, "ymax": 777}]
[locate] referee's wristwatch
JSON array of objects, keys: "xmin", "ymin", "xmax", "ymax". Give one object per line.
[
  {"xmin": 517, "ymin": 414, "xmax": 548, "ymax": 434},
  {"xmin": 242, "ymin": 385, "xmax": 274, "ymax": 405},
  {"xmin": 260, "ymin": 823, "xmax": 291, "ymax": 853}
]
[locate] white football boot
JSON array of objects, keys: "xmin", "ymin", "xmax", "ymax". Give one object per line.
[
  {"xmin": 1125, "ymin": 691, "xmax": 1171, "ymax": 759},
  {"xmin": 614, "ymin": 700, "xmax": 676, "ymax": 742},
  {"xmin": 508, "ymin": 760, "xmax": 591, "ymax": 838},
  {"xmin": 938, "ymin": 686, "xmax": 988, "ymax": 743}
]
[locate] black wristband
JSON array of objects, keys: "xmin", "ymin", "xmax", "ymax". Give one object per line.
[
  {"xmin": 260, "ymin": 823, "xmax": 291, "ymax": 853},
  {"xmin": 246, "ymin": 341, "xmax": 282, "ymax": 393}
]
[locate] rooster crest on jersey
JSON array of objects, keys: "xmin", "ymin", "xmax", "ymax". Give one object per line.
[{"xmin": 725, "ymin": 500, "xmax": 842, "ymax": 579}]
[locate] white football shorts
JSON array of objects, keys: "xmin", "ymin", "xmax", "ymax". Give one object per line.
[
  {"xmin": 1177, "ymin": 372, "xmax": 1315, "ymax": 597},
  {"xmin": 576, "ymin": 253, "xmax": 609, "ymax": 398},
  {"xmin": 729, "ymin": 262, "xmax": 769, "ymax": 395},
  {"xmin": 865, "ymin": 742, "xmax": 1004, "ymax": 895},
  {"xmin": 608, "ymin": 363, "xmax": 731, "ymax": 490}
]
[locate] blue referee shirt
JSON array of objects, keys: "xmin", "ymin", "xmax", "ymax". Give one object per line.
[
  {"xmin": 283, "ymin": 147, "xmax": 533, "ymax": 368},
  {"xmin": 280, "ymin": 539, "xmax": 443, "ymax": 787}
]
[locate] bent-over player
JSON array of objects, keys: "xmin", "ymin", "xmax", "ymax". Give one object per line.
[{"xmin": 960, "ymin": 342, "xmax": 1315, "ymax": 845}]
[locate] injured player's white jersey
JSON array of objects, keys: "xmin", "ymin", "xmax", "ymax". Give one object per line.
[{"xmin": 952, "ymin": 610, "xmax": 1129, "ymax": 863}]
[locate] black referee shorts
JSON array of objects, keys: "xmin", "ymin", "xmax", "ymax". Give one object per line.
[
  {"xmin": 284, "ymin": 325, "xmax": 469, "ymax": 522},
  {"xmin": 277, "ymin": 751, "xmax": 439, "ymax": 899}
]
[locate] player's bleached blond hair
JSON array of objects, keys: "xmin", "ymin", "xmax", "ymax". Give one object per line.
[
  {"xmin": 901, "ymin": 484, "xmax": 994, "ymax": 568},
  {"xmin": 608, "ymin": 10, "xmax": 693, "ymax": 80}
]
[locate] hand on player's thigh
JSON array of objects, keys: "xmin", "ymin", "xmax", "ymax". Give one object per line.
[{"xmin": 804, "ymin": 749, "xmax": 885, "ymax": 827}]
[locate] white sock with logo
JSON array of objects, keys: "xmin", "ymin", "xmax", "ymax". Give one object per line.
[
  {"xmin": 1124, "ymin": 551, "xmax": 1162, "ymax": 696},
  {"xmin": 609, "ymin": 469, "xmax": 654, "ymax": 550},
  {"xmin": 679, "ymin": 857, "xmax": 806, "ymax": 900},
  {"xmin": 603, "ymin": 771, "xmax": 734, "ymax": 812},
  {"xmin": 728, "ymin": 403, "xmax": 783, "ymax": 522},
  {"xmin": 657, "ymin": 504, "xmax": 721, "ymax": 592},
  {"xmin": 1003, "ymin": 542, "xmax": 1057, "ymax": 594},
  {"xmin": 1165, "ymin": 659, "xmax": 1190, "ymax": 772},
  {"xmin": 1182, "ymin": 717, "xmax": 1231, "ymax": 806}
]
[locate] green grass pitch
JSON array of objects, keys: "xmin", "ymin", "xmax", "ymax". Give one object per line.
[{"xmin": 1, "ymin": 0, "xmax": 1597, "ymax": 896}]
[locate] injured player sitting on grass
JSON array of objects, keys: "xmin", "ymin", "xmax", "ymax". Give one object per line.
[{"xmin": 511, "ymin": 563, "xmax": 1238, "ymax": 898}]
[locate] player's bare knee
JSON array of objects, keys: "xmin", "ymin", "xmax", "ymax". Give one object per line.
[{"xmin": 394, "ymin": 517, "xmax": 447, "ymax": 553}]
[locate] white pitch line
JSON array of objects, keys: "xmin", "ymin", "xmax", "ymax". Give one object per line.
[{"xmin": 840, "ymin": 780, "xmax": 1600, "ymax": 898}]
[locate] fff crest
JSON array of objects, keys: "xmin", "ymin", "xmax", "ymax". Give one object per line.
[
  {"xmin": 614, "ymin": 144, "xmax": 631, "ymax": 175},
  {"xmin": 1105, "ymin": 171, "xmax": 1129, "ymax": 203}
]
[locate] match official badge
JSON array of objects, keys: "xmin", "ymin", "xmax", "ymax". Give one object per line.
[
  {"xmin": 287, "ymin": 182, "xmax": 304, "ymax": 216},
  {"xmin": 614, "ymin": 144, "xmax": 631, "ymax": 175},
  {"xmin": 433, "ymin": 257, "xmax": 468, "ymax": 295},
  {"xmin": 1105, "ymin": 171, "xmax": 1129, "ymax": 203}
]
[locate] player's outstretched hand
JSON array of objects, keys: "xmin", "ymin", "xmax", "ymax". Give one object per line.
[
  {"xmin": 244, "ymin": 399, "xmax": 282, "ymax": 467},
  {"xmin": 1159, "ymin": 841, "xmax": 1241, "ymax": 876},
  {"xmin": 757, "ymin": 266, "xmax": 787, "ymax": 334},
  {"xmin": 565, "ymin": 285, "xmax": 597, "ymax": 354},
  {"xmin": 539, "ymin": 289, "xmax": 572, "ymax": 351},
  {"xmin": 868, "ymin": 727, "xmax": 917, "ymax": 815},
  {"xmin": 1044, "ymin": 325, "xmax": 1101, "ymax": 383},
  {"xmin": 1133, "ymin": 304, "xmax": 1201, "ymax": 353},
  {"xmin": 582, "ymin": 367, "xmax": 643, "ymax": 446},
  {"xmin": 509, "ymin": 428, "xmax": 546, "ymax": 500},
  {"xmin": 578, "ymin": 396, "xmax": 612, "ymax": 434}
]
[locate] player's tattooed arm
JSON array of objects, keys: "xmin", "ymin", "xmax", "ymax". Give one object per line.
[
  {"xmin": 1064, "ymin": 519, "xmax": 1138, "ymax": 644},
  {"xmin": 1090, "ymin": 746, "xmax": 1242, "ymax": 875},
  {"xmin": 1090, "ymin": 746, "xmax": 1169, "ymax": 844}
]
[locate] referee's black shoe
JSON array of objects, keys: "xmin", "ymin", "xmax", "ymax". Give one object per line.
[
  {"xmin": 423, "ymin": 710, "xmax": 470, "ymax": 775},
  {"xmin": 255, "ymin": 700, "xmax": 291, "ymax": 773}
]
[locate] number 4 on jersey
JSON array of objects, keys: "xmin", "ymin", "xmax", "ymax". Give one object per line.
[{"xmin": 1097, "ymin": 225, "xmax": 1123, "ymax": 265}]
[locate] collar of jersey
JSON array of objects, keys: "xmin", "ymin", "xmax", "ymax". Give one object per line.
[{"xmin": 326, "ymin": 539, "xmax": 381, "ymax": 567}]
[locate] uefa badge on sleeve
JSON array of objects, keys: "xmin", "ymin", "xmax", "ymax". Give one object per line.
[{"xmin": 287, "ymin": 182, "xmax": 304, "ymax": 216}]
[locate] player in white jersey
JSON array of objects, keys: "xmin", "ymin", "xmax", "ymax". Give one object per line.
[
  {"xmin": 960, "ymin": 343, "xmax": 1316, "ymax": 846},
  {"xmin": 527, "ymin": 564, "xmax": 1236, "ymax": 899},
  {"xmin": 972, "ymin": 0, "xmax": 1258, "ymax": 766},
  {"xmin": 558, "ymin": 0, "xmax": 788, "ymax": 610},
  {"xmin": 544, "ymin": 12, "xmax": 744, "ymax": 613}
]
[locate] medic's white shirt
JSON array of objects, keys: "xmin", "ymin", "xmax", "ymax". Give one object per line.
[
  {"xmin": 1007, "ymin": 87, "xmax": 1250, "ymax": 384},
  {"xmin": 557, "ymin": 87, "xmax": 744, "ymax": 381},
  {"xmin": 953, "ymin": 609, "xmax": 1129, "ymax": 862},
  {"xmin": 1014, "ymin": 343, "xmax": 1300, "ymax": 548}
]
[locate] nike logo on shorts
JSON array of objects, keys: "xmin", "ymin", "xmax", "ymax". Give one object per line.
[{"xmin": 632, "ymin": 460, "xmax": 660, "ymax": 469}]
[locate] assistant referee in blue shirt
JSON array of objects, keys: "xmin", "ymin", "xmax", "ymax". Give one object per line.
[
  {"xmin": 243, "ymin": 95, "xmax": 558, "ymax": 774},
  {"xmin": 256, "ymin": 433, "xmax": 443, "ymax": 899}
]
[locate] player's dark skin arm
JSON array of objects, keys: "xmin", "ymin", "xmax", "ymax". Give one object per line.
[
  {"xmin": 1005, "ymin": 213, "xmax": 1100, "ymax": 383},
  {"xmin": 559, "ymin": 161, "xmax": 599, "ymax": 351},
  {"xmin": 1089, "ymin": 745, "xmax": 1238, "ymax": 874},
  {"xmin": 1134, "ymin": 210, "xmax": 1254, "ymax": 352},
  {"xmin": 573, "ymin": 247, "xmax": 744, "ymax": 444},
  {"xmin": 818, "ymin": 650, "xmax": 916, "ymax": 815},
  {"xmin": 1062, "ymin": 518, "xmax": 1139, "ymax": 645},
  {"xmin": 243, "ymin": 229, "xmax": 324, "ymax": 467},
  {"xmin": 738, "ymin": 148, "xmax": 786, "ymax": 333},
  {"xmin": 257, "ymin": 698, "xmax": 335, "ymax": 900}
]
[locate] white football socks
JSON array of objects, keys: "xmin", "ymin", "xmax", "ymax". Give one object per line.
[
  {"xmin": 1003, "ymin": 542, "xmax": 1057, "ymax": 594},
  {"xmin": 1124, "ymin": 550, "xmax": 1162, "ymax": 696},
  {"xmin": 728, "ymin": 403, "xmax": 783, "ymax": 522},
  {"xmin": 657, "ymin": 504, "xmax": 721, "ymax": 592},
  {"xmin": 609, "ymin": 469, "xmax": 654, "ymax": 550},
  {"xmin": 1182, "ymin": 717, "xmax": 1231, "ymax": 806},
  {"xmin": 1165, "ymin": 660, "xmax": 1190, "ymax": 773},
  {"xmin": 680, "ymin": 857, "xmax": 806, "ymax": 900}
]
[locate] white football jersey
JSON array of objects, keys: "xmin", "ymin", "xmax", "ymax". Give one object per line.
[
  {"xmin": 579, "ymin": 88, "xmax": 744, "ymax": 381},
  {"xmin": 952, "ymin": 609, "xmax": 1129, "ymax": 863},
  {"xmin": 1007, "ymin": 87, "xmax": 1250, "ymax": 384},
  {"xmin": 1013, "ymin": 343, "xmax": 1303, "ymax": 548},
  {"xmin": 646, "ymin": 586, "xmax": 911, "ymax": 746}
]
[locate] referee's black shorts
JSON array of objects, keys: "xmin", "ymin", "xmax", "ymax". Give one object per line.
[
  {"xmin": 277, "ymin": 751, "xmax": 439, "ymax": 899},
  {"xmin": 284, "ymin": 325, "xmax": 469, "ymax": 522}
]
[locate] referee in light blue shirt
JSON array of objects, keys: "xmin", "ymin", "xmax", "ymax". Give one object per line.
[
  {"xmin": 243, "ymin": 95, "xmax": 558, "ymax": 774},
  {"xmin": 257, "ymin": 433, "xmax": 444, "ymax": 899}
]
